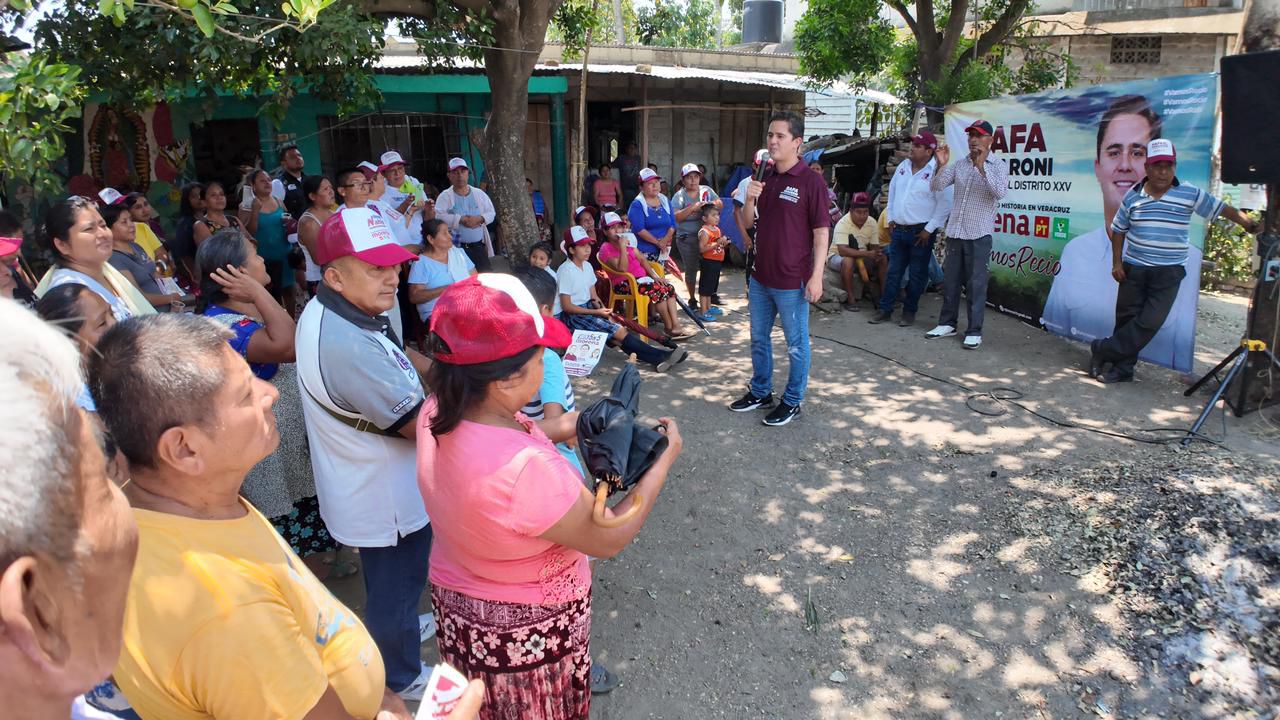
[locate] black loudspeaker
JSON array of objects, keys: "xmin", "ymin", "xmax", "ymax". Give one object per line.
[{"xmin": 1221, "ymin": 50, "xmax": 1280, "ymax": 184}]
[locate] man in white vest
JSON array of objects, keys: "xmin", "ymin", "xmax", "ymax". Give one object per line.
[
  {"xmin": 435, "ymin": 157, "xmax": 495, "ymax": 272},
  {"xmin": 294, "ymin": 206, "xmax": 436, "ymax": 701}
]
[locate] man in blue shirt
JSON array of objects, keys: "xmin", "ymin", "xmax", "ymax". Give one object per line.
[{"xmin": 1090, "ymin": 139, "xmax": 1259, "ymax": 383}]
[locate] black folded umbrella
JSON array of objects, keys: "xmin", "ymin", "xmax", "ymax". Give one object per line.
[{"xmin": 576, "ymin": 362, "xmax": 669, "ymax": 527}]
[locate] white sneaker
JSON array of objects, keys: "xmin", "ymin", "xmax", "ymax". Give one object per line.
[
  {"xmin": 963, "ymin": 335, "xmax": 982, "ymax": 349},
  {"xmin": 397, "ymin": 664, "xmax": 431, "ymax": 702},
  {"xmin": 419, "ymin": 612, "xmax": 437, "ymax": 642},
  {"xmin": 925, "ymin": 324, "xmax": 957, "ymax": 339}
]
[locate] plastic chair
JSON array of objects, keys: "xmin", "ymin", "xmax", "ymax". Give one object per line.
[{"xmin": 598, "ymin": 268, "xmax": 649, "ymax": 328}]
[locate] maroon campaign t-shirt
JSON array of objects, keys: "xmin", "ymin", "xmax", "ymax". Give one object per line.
[{"xmin": 753, "ymin": 159, "xmax": 832, "ymax": 290}]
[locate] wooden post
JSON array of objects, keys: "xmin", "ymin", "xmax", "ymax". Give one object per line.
[{"xmin": 641, "ymin": 77, "xmax": 650, "ymax": 166}]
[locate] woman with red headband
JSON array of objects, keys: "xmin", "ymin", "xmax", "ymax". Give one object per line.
[{"xmin": 417, "ymin": 274, "xmax": 682, "ymax": 719}]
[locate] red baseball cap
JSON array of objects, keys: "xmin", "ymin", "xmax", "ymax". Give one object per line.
[
  {"xmin": 430, "ymin": 274, "xmax": 573, "ymax": 365},
  {"xmin": 911, "ymin": 130, "xmax": 938, "ymax": 149},
  {"xmin": 313, "ymin": 207, "xmax": 417, "ymax": 267},
  {"xmin": 965, "ymin": 120, "xmax": 994, "ymax": 137}
]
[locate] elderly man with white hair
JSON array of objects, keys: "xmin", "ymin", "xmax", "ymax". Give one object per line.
[{"xmin": 0, "ymin": 297, "xmax": 139, "ymax": 719}]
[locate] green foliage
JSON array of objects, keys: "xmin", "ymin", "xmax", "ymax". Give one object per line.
[
  {"xmin": 0, "ymin": 54, "xmax": 85, "ymax": 194},
  {"xmin": 796, "ymin": 0, "xmax": 1073, "ymax": 111},
  {"xmin": 635, "ymin": 0, "xmax": 718, "ymax": 48},
  {"xmin": 32, "ymin": 0, "xmax": 386, "ymax": 123},
  {"xmin": 1203, "ymin": 213, "xmax": 1259, "ymax": 287},
  {"xmin": 551, "ymin": 0, "xmax": 611, "ymax": 59},
  {"xmin": 794, "ymin": 0, "xmax": 895, "ymax": 87}
]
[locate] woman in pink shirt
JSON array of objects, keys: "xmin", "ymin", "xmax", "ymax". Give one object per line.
[
  {"xmin": 595, "ymin": 212, "xmax": 694, "ymax": 340},
  {"xmin": 417, "ymin": 273, "xmax": 682, "ymax": 719},
  {"xmin": 592, "ymin": 164, "xmax": 621, "ymax": 210}
]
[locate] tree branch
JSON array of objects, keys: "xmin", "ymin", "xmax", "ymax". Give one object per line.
[
  {"xmin": 915, "ymin": 0, "xmax": 936, "ymax": 47},
  {"xmin": 885, "ymin": 0, "xmax": 918, "ymax": 37},
  {"xmin": 954, "ymin": 0, "xmax": 1033, "ymax": 73},
  {"xmin": 935, "ymin": 0, "xmax": 970, "ymax": 65}
]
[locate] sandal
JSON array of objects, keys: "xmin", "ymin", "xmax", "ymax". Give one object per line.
[{"xmin": 328, "ymin": 559, "xmax": 359, "ymax": 579}]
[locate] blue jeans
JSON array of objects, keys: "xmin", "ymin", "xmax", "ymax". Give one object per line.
[
  {"xmin": 881, "ymin": 225, "xmax": 936, "ymax": 314},
  {"xmin": 360, "ymin": 524, "xmax": 432, "ymax": 690},
  {"xmin": 748, "ymin": 276, "xmax": 811, "ymax": 406}
]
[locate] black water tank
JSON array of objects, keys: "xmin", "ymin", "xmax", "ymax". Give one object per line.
[{"xmin": 742, "ymin": 0, "xmax": 783, "ymax": 44}]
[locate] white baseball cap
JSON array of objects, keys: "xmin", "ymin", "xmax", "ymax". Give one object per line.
[
  {"xmin": 379, "ymin": 151, "xmax": 405, "ymax": 171},
  {"xmin": 639, "ymin": 167, "xmax": 662, "ymax": 183},
  {"xmin": 98, "ymin": 188, "xmax": 127, "ymax": 206},
  {"xmin": 1146, "ymin": 139, "xmax": 1177, "ymax": 164},
  {"xmin": 601, "ymin": 211, "xmax": 624, "ymax": 227},
  {"xmin": 680, "ymin": 162, "xmax": 700, "ymax": 178},
  {"xmin": 567, "ymin": 225, "xmax": 592, "ymax": 246},
  {"xmin": 357, "ymin": 161, "xmax": 380, "ymax": 179},
  {"xmin": 447, "ymin": 157, "xmax": 469, "ymax": 171}
]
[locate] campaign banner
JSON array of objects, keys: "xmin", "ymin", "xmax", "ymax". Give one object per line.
[{"xmin": 945, "ymin": 74, "xmax": 1218, "ymax": 372}]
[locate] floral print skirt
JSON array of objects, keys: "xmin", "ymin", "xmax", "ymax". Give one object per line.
[
  {"xmin": 270, "ymin": 495, "xmax": 337, "ymax": 558},
  {"xmin": 612, "ymin": 278, "xmax": 675, "ymax": 303},
  {"xmin": 431, "ymin": 585, "xmax": 591, "ymax": 720}
]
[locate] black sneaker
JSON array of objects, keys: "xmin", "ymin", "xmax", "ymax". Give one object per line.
[
  {"xmin": 711, "ymin": 294, "xmax": 725, "ymax": 306},
  {"xmin": 867, "ymin": 310, "xmax": 892, "ymax": 324},
  {"xmin": 1088, "ymin": 339, "xmax": 1105, "ymax": 379},
  {"xmin": 762, "ymin": 402, "xmax": 800, "ymax": 426},
  {"xmin": 1099, "ymin": 368, "xmax": 1134, "ymax": 384},
  {"xmin": 729, "ymin": 391, "xmax": 774, "ymax": 412}
]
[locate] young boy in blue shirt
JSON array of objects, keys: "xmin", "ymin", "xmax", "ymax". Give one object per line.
[{"xmin": 516, "ymin": 266, "xmax": 584, "ymax": 478}]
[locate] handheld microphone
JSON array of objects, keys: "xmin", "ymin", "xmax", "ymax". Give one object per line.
[{"xmin": 753, "ymin": 149, "xmax": 772, "ymax": 182}]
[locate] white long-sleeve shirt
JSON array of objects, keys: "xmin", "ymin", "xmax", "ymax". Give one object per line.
[
  {"xmin": 435, "ymin": 185, "xmax": 496, "ymax": 244},
  {"xmin": 887, "ymin": 157, "xmax": 953, "ymax": 233}
]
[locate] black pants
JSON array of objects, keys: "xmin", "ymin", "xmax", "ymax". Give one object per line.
[
  {"xmin": 461, "ymin": 242, "xmax": 491, "ymax": 272},
  {"xmin": 1097, "ymin": 262, "xmax": 1185, "ymax": 377}
]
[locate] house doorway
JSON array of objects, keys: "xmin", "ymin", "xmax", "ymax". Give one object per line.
[{"xmin": 189, "ymin": 118, "xmax": 261, "ymax": 190}]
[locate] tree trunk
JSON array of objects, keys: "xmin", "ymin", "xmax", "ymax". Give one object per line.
[
  {"xmin": 571, "ymin": 0, "xmax": 600, "ymax": 220},
  {"xmin": 470, "ymin": 0, "xmax": 562, "ymax": 266},
  {"xmin": 611, "ymin": 0, "xmax": 625, "ymax": 42}
]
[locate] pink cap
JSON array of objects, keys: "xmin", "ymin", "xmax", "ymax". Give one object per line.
[{"xmin": 313, "ymin": 207, "xmax": 417, "ymax": 267}]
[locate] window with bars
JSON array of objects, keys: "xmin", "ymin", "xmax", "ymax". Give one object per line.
[
  {"xmin": 316, "ymin": 113, "xmax": 463, "ymax": 192},
  {"xmin": 1110, "ymin": 36, "xmax": 1162, "ymax": 64}
]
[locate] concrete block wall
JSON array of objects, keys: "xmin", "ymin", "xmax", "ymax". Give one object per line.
[{"xmin": 1069, "ymin": 34, "xmax": 1224, "ymax": 85}]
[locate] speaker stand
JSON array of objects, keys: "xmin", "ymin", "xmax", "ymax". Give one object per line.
[{"xmin": 1182, "ymin": 339, "xmax": 1280, "ymax": 446}]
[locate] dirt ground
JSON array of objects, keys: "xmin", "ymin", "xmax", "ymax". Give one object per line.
[{"xmin": 332, "ymin": 270, "xmax": 1280, "ymax": 719}]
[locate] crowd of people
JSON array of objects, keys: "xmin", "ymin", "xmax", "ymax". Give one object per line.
[{"xmin": 1, "ymin": 102, "xmax": 1264, "ymax": 720}]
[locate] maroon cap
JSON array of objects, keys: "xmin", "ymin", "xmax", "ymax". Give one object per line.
[
  {"xmin": 965, "ymin": 120, "xmax": 994, "ymax": 137},
  {"xmin": 314, "ymin": 207, "xmax": 417, "ymax": 267},
  {"xmin": 430, "ymin": 274, "xmax": 573, "ymax": 365},
  {"xmin": 911, "ymin": 130, "xmax": 938, "ymax": 149},
  {"xmin": 849, "ymin": 192, "xmax": 871, "ymax": 209}
]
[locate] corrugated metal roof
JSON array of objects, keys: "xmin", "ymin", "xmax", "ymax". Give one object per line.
[{"xmin": 374, "ymin": 53, "xmax": 901, "ymax": 104}]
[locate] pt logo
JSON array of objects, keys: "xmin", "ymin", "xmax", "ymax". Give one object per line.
[
  {"xmin": 1033, "ymin": 216, "xmax": 1050, "ymax": 239},
  {"xmin": 1051, "ymin": 217, "xmax": 1070, "ymax": 242}
]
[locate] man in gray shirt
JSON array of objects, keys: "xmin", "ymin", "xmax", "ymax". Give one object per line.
[{"xmin": 295, "ymin": 206, "xmax": 438, "ymax": 700}]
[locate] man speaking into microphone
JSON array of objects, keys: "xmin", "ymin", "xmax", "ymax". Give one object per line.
[{"xmin": 728, "ymin": 111, "xmax": 831, "ymax": 427}]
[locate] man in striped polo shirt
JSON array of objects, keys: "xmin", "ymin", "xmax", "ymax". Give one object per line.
[{"xmin": 1089, "ymin": 139, "xmax": 1259, "ymax": 383}]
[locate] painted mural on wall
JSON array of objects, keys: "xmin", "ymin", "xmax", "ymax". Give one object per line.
[
  {"xmin": 88, "ymin": 105, "xmax": 151, "ymax": 193},
  {"xmin": 76, "ymin": 102, "xmax": 195, "ymax": 231}
]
